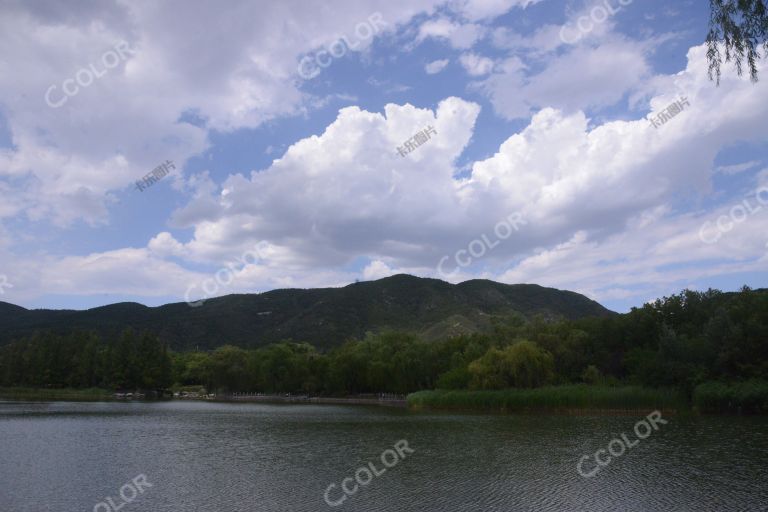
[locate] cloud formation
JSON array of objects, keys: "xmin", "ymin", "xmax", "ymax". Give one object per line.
[{"xmin": 0, "ymin": 0, "xmax": 765, "ymax": 312}]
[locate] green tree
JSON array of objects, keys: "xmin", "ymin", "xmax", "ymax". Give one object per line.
[
  {"xmin": 581, "ymin": 365, "xmax": 603, "ymax": 385},
  {"xmin": 111, "ymin": 329, "xmax": 139, "ymax": 390},
  {"xmin": 469, "ymin": 340, "xmax": 555, "ymax": 390},
  {"xmin": 436, "ymin": 366, "xmax": 471, "ymax": 389},
  {"xmin": 206, "ymin": 345, "xmax": 249, "ymax": 392}
]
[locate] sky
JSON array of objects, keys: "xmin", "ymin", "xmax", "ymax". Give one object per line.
[{"xmin": 0, "ymin": 0, "xmax": 766, "ymax": 313}]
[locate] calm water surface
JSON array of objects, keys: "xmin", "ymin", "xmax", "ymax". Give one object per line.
[{"xmin": 1, "ymin": 400, "xmax": 767, "ymax": 512}]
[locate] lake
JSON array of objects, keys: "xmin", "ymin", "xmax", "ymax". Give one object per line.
[{"xmin": 1, "ymin": 400, "xmax": 766, "ymax": 511}]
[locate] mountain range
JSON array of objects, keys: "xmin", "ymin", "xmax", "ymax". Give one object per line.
[{"xmin": 0, "ymin": 274, "xmax": 614, "ymax": 350}]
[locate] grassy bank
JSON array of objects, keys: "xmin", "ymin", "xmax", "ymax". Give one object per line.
[
  {"xmin": 0, "ymin": 387, "xmax": 113, "ymax": 401},
  {"xmin": 693, "ymin": 380, "xmax": 768, "ymax": 413},
  {"xmin": 407, "ymin": 385, "xmax": 688, "ymax": 414}
]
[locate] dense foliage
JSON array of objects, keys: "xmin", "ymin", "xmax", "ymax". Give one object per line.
[
  {"xmin": 1, "ymin": 286, "xmax": 766, "ymax": 411},
  {"xmin": 0, "ymin": 329, "xmax": 172, "ymax": 391}
]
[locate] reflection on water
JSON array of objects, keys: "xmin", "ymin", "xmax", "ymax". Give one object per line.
[{"xmin": 0, "ymin": 400, "xmax": 766, "ymax": 512}]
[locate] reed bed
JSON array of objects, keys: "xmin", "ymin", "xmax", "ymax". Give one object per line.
[
  {"xmin": 0, "ymin": 387, "xmax": 112, "ymax": 401},
  {"xmin": 407, "ymin": 385, "xmax": 687, "ymax": 413},
  {"xmin": 693, "ymin": 380, "xmax": 768, "ymax": 413}
]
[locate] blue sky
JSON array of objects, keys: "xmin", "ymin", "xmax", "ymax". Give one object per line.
[{"xmin": 0, "ymin": 0, "xmax": 766, "ymax": 313}]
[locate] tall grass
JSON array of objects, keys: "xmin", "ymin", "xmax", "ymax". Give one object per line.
[
  {"xmin": 407, "ymin": 384, "xmax": 687, "ymax": 413},
  {"xmin": 0, "ymin": 387, "xmax": 112, "ymax": 401},
  {"xmin": 693, "ymin": 380, "xmax": 768, "ymax": 413}
]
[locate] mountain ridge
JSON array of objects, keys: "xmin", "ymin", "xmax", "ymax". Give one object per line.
[{"xmin": 0, "ymin": 274, "xmax": 614, "ymax": 350}]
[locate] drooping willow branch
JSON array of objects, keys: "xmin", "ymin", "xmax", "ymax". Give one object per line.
[{"xmin": 707, "ymin": 0, "xmax": 768, "ymax": 84}]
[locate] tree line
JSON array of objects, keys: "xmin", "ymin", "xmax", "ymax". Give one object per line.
[
  {"xmin": 0, "ymin": 287, "xmax": 766, "ymax": 399},
  {"xmin": 0, "ymin": 329, "xmax": 172, "ymax": 391}
]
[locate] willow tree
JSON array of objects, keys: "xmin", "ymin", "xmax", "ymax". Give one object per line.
[
  {"xmin": 468, "ymin": 340, "xmax": 555, "ymax": 390},
  {"xmin": 707, "ymin": 0, "xmax": 768, "ymax": 83}
]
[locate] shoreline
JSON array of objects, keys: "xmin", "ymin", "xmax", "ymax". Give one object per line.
[
  {"xmin": 0, "ymin": 388, "xmax": 409, "ymax": 408},
  {"xmin": 0, "ymin": 393, "xmax": 678, "ymax": 415},
  {"xmin": 407, "ymin": 404, "xmax": 684, "ymax": 416},
  {"xmin": 220, "ymin": 395, "xmax": 408, "ymax": 408},
  {"xmin": 0, "ymin": 387, "xmax": 762, "ymax": 416}
]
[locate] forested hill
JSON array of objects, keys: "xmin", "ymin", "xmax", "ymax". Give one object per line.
[{"xmin": 0, "ymin": 274, "xmax": 612, "ymax": 350}]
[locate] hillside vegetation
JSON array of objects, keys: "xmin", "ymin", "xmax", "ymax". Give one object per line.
[
  {"xmin": 0, "ymin": 285, "xmax": 766, "ymax": 412},
  {"xmin": 0, "ymin": 274, "xmax": 611, "ymax": 350}
]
